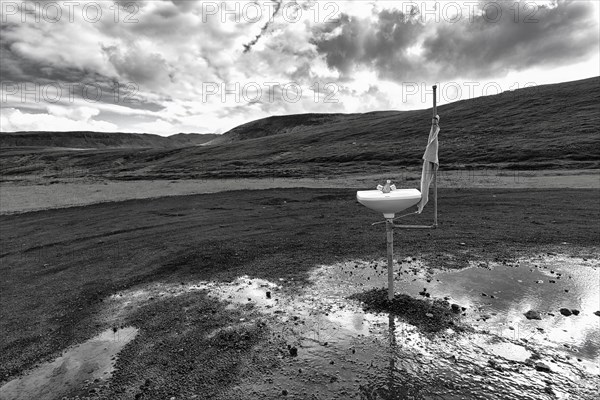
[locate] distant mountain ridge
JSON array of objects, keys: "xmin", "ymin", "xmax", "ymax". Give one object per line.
[
  {"xmin": 0, "ymin": 76, "xmax": 598, "ymax": 180},
  {"xmin": 206, "ymin": 113, "xmax": 352, "ymax": 145},
  {"xmin": 0, "ymin": 131, "xmax": 217, "ymax": 149}
]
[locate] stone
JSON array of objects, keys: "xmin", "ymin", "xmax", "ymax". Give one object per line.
[
  {"xmin": 524, "ymin": 310, "xmax": 542, "ymax": 320},
  {"xmin": 571, "ymin": 309, "xmax": 580, "ymax": 316},
  {"xmin": 559, "ymin": 308, "xmax": 572, "ymax": 316},
  {"xmin": 535, "ymin": 362, "xmax": 552, "ymax": 373}
]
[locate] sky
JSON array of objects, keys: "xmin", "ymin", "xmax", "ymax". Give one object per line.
[{"xmin": 0, "ymin": 0, "xmax": 598, "ymax": 135}]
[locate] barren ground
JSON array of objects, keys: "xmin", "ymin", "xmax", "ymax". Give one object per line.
[{"xmin": 1, "ymin": 176, "xmax": 599, "ymax": 398}]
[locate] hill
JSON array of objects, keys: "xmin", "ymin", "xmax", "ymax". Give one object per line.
[
  {"xmin": 205, "ymin": 113, "xmax": 352, "ymax": 145},
  {"xmin": 0, "ymin": 131, "xmax": 217, "ymax": 150},
  {"xmin": 1, "ymin": 77, "xmax": 598, "ymax": 181}
]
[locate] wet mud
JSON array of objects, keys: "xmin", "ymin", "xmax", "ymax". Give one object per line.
[
  {"xmin": 3, "ymin": 254, "xmax": 598, "ymax": 399},
  {"xmin": 0, "ymin": 327, "xmax": 138, "ymax": 400}
]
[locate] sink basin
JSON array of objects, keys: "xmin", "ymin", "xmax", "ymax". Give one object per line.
[{"xmin": 356, "ymin": 188, "xmax": 422, "ymax": 218}]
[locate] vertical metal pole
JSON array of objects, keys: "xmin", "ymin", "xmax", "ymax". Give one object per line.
[
  {"xmin": 388, "ymin": 313, "xmax": 396, "ymax": 391},
  {"xmin": 386, "ymin": 219, "xmax": 394, "ymax": 300},
  {"xmin": 432, "ymin": 85, "xmax": 438, "ymax": 228}
]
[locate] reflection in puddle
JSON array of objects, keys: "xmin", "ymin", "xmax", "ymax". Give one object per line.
[
  {"xmin": 0, "ymin": 327, "xmax": 137, "ymax": 400},
  {"xmin": 104, "ymin": 254, "xmax": 599, "ymax": 399}
]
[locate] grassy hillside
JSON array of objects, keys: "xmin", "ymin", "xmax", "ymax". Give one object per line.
[
  {"xmin": 1, "ymin": 77, "xmax": 598, "ymax": 181},
  {"xmin": 205, "ymin": 113, "xmax": 352, "ymax": 145},
  {"xmin": 0, "ymin": 131, "xmax": 217, "ymax": 149}
]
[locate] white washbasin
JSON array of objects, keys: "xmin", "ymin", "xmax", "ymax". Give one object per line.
[{"xmin": 356, "ymin": 188, "xmax": 421, "ymax": 218}]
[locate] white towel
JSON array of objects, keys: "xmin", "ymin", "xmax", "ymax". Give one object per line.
[{"xmin": 417, "ymin": 118, "xmax": 439, "ymax": 213}]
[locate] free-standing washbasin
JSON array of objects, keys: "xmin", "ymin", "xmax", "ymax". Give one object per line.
[{"xmin": 356, "ymin": 188, "xmax": 422, "ymax": 219}]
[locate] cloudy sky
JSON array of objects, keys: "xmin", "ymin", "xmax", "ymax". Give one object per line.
[{"xmin": 1, "ymin": 0, "xmax": 598, "ymax": 135}]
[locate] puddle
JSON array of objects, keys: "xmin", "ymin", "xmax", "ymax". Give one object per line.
[
  {"xmin": 0, "ymin": 326, "xmax": 138, "ymax": 400},
  {"xmin": 398, "ymin": 255, "xmax": 600, "ymax": 363},
  {"xmin": 97, "ymin": 254, "xmax": 600, "ymax": 399}
]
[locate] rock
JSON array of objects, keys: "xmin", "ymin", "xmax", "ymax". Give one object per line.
[
  {"xmin": 594, "ymin": 311, "xmax": 600, "ymax": 317},
  {"xmin": 559, "ymin": 308, "xmax": 572, "ymax": 316},
  {"xmin": 451, "ymin": 304, "xmax": 461, "ymax": 313},
  {"xmin": 488, "ymin": 359, "xmax": 504, "ymax": 372},
  {"xmin": 266, "ymin": 291, "xmax": 271, "ymax": 299},
  {"xmin": 571, "ymin": 309, "xmax": 580, "ymax": 316},
  {"xmin": 289, "ymin": 346, "xmax": 298, "ymax": 357},
  {"xmin": 524, "ymin": 310, "xmax": 542, "ymax": 320},
  {"xmin": 481, "ymin": 292, "xmax": 488, "ymax": 297},
  {"xmin": 425, "ymin": 313, "xmax": 434, "ymax": 318},
  {"xmin": 535, "ymin": 362, "xmax": 552, "ymax": 373},
  {"xmin": 282, "ymin": 389, "xmax": 288, "ymax": 395}
]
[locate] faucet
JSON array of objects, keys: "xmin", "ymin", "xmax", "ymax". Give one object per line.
[{"xmin": 377, "ymin": 180, "xmax": 396, "ymax": 193}]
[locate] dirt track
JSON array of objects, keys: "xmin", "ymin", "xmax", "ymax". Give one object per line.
[{"xmin": 1, "ymin": 187, "xmax": 598, "ymax": 398}]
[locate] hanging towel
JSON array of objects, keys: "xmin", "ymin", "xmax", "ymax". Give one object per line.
[{"xmin": 417, "ymin": 116, "xmax": 440, "ymax": 213}]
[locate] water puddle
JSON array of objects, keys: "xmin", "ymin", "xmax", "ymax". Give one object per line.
[
  {"xmin": 209, "ymin": 254, "xmax": 599, "ymax": 399},
  {"xmin": 94, "ymin": 254, "xmax": 599, "ymax": 399},
  {"xmin": 0, "ymin": 327, "xmax": 138, "ymax": 400}
]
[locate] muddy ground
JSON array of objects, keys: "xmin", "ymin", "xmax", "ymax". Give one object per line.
[{"xmin": 0, "ymin": 187, "xmax": 598, "ymax": 399}]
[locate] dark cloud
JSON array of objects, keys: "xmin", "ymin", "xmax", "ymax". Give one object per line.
[
  {"xmin": 103, "ymin": 44, "xmax": 174, "ymax": 89},
  {"xmin": 0, "ymin": 29, "xmax": 163, "ymax": 113},
  {"xmin": 311, "ymin": 0, "xmax": 599, "ymax": 82},
  {"xmin": 421, "ymin": 0, "xmax": 599, "ymax": 79},
  {"xmin": 311, "ymin": 10, "xmax": 425, "ymax": 81}
]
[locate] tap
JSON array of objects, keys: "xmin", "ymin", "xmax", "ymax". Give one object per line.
[{"xmin": 377, "ymin": 179, "xmax": 396, "ymax": 193}]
